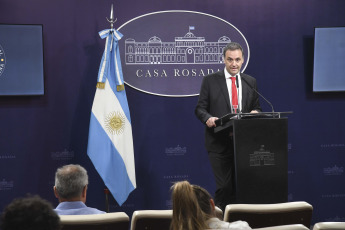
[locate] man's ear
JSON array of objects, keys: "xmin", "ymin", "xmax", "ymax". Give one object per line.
[
  {"xmin": 53, "ymin": 186, "xmax": 59, "ymax": 199},
  {"xmin": 82, "ymin": 185, "xmax": 88, "ymax": 199},
  {"xmin": 210, "ymin": 198, "xmax": 216, "ymax": 211}
]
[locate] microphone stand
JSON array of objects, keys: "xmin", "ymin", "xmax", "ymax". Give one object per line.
[{"xmin": 240, "ymin": 76, "xmax": 275, "ymax": 113}]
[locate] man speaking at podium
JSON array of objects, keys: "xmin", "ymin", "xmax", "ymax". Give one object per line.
[{"xmin": 195, "ymin": 42, "xmax": 261, "ymax": 211}]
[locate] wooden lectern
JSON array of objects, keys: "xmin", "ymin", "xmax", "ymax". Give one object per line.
[{"xmin": 214, "ymin": 113, "xmax": 290, "ymax": 204}]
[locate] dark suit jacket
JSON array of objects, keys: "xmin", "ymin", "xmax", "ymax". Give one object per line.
[{"xmin": 195, "ymin": 70, "xmax": 261, "ymax": 153}]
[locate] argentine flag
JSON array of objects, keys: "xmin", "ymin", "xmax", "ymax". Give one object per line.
[{"xmin": 87, "ymin": 28, "xmax": 136, "ymax": 206}]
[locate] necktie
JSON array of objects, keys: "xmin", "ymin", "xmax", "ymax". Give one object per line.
[{"xmin": 231, "ymin": 77, "xmax": 238, "ymax": 113}]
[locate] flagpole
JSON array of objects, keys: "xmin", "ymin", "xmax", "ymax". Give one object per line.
[
  {"xmin": 104, "ymin": 188, "xmax": 110, "ymax": 212},
  {"xmin": 106, "ymin": 4, "xmax": 117, "ymax": 31},
  {"xmin": 103, "ymin": 4, "xmax": 116, "ymax": 212}
]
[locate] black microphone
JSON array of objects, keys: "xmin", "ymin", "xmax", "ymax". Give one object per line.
[
  {"xmin": 235, "ymin": 75, "xmax": 239, "ymax": 88},
  {"xmin": 240, "ymin": 76, "xmax": 275, "ymax": 113}
]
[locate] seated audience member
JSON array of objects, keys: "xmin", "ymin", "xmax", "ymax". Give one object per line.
[
  {"xmin": 53, "ymin": 164, "xmax": 105, "ymax": 215},
  {"xmin": 0, "ymin": 195, "xmax": 60, "ymax": 230},
  {"xmin": 170, "ymin": 180, "xmax": 251, "ymax": 230}
]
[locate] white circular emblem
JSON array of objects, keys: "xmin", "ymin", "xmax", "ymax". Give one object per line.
[
  {"xmin": 0, "ymin": 44, "xmax": 6, "ymax": 77},
  {"xmin": 118, "ymin": 10, "xmax": 250, "ymax": 97}
]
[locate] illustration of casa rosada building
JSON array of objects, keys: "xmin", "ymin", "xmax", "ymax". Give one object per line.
[{"xmin": 124, "ymin": 30, "xmax": 231, "ymax": 65}]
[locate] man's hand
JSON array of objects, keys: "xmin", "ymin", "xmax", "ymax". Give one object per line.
[
  {"xmin": 206, "ymin": 117, "xmax": 218, "ymax": 128},
  {"xmin": 250, "ymin": 110, "xmax": 259, "ymax": 113}
]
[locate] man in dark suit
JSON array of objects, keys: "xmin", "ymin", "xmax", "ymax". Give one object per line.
[{"xmin": 195, "ymin": 42, "xmax": 261, "ymax": 211}]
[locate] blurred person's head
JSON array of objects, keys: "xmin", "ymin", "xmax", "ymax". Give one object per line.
[
  {"xmin": 192, "ymin": 184, "xmax": 216, "ymax": 216},
  {"xmin": 170, "ymin": 180, "xmax": 216, "ymax": 230},
  {"xmin": 0, "ymin": 195, "xmax": 60, "ymax": 230}
]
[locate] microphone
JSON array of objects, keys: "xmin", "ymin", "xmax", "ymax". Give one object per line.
[
  {"xmin": 235, "ymin": 75, "xmax": 239, "ymax": 88},
  {"xmin": 240, "ymin": 76, "xmax": 275, "ymax": 113}
]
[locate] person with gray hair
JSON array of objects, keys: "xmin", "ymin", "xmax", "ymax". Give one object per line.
[
  {"xmin": 195, "ymin": 42, "xmax": 261, "ymax": 211},
  {"xmin": 53, "ymin": 164, "xmax": 105, "ymax": 215}
]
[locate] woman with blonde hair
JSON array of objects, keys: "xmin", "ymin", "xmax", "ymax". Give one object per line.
[{"xmin": 170, "ymin": 181, "xmax": 251, "ymax": 230}]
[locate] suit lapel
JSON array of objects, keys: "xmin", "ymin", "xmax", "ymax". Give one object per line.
[{"xmin": 215, "ymin": 71, "xmax": 231, "ymax": 110}]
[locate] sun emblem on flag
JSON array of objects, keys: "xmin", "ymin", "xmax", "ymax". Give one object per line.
[{"xmin": 105, "ymin": 111, "xmax": 125, "ymax": 135}]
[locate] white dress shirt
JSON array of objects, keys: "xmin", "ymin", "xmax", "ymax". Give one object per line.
[{"xmin": 224, "ymin": 67, "xmax": 242, "ymax": 113}]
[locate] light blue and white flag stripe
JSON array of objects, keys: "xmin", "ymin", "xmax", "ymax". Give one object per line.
[
  {"xmin": 98, "ymin": 29, "xmax": 124, "ymax": 87},
  {"xmin": 87, "ymin": 28, "xmax": 136, "ymax": 206}
]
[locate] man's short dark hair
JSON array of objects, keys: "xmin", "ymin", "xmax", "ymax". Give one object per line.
[
  {"xmin": 223, "ymin": 42, "xmax": 244, "ymax": 57},
  {"xmin": 0, "ymin": 195, "xmax": 61, "ymax": 230}
]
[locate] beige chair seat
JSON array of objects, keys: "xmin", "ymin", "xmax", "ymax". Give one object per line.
[
  {"xmin": 313, "ymin": 222, "xmax": 345, "ymax": 230},
  {"xmin": 59, "ymin": 212, "xmax": 129, "ymax": 230},
  {"xmin": 224, "ymin": 201, "xmax": 313, "ymax": 228},
  {"xmin": 130, "ymin": 210, "xmax": 172, "ymax": 230},
  {"xmin": 215, "ymin": 206, "xmax": 223, "ymax": 220},
  {"xmin": 253, "ymin": 224, "xmax": 310, "ymax": 230}
]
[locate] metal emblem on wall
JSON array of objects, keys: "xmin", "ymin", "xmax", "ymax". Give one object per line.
[
  {"xmin": 118, "ymin": 10, "xmax": 250, "ymax": 97},
  {"xmin": 165, "ymin": 144, "xmax": 187, "ymax": 156},
  {"xmin": 0, "ymin": 179, "xmax": 14, "ymax": 191},
  {"xmin": 0, "ymin": 44, "xmax": 6, "ymax": 77},
  {"xmin": 0, "ymin": 153, "xmax": 16, "ymax": 159},
  {"xmin": 323, "ymin": 165, "xmax": 344, "ymax": 176},
  {"xmin": 51, "ymin": 149, "xmax": 75, "ymax": 161}
]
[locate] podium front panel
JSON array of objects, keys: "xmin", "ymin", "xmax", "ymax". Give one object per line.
[{"xmin": 232, "ymin": 118, "xmax": 288, "ymax": 204}]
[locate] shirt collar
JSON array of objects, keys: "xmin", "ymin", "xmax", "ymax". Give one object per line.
[{"xmin": 56, "ymin": 201, "xmax": 86, "ymax": 210}]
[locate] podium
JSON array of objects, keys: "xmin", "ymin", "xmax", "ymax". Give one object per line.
[{"xmin": 214, "ymin": 113, "xmax": 290, "ymax": 204}]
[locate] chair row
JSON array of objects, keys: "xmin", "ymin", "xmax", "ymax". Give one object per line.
[
  {"xmin": 58, "ymin": 201, "xmax": 345, "ymax": 230},
  {"xmin": 222, "ymin": 201, "xmax": 345, "ymax": 229},
  {"xmin": 59, "ymin": 211, "xmax": 310, "ymax": 230}
]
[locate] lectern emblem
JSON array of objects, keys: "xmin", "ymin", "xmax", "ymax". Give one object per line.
[
  {"xmin": 0, "ymin": 44, "xmax": 6, "ymax": 77},
  {"xmin": 249, "ymin": 145, "xmax": 275, "ymax": 167}
]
